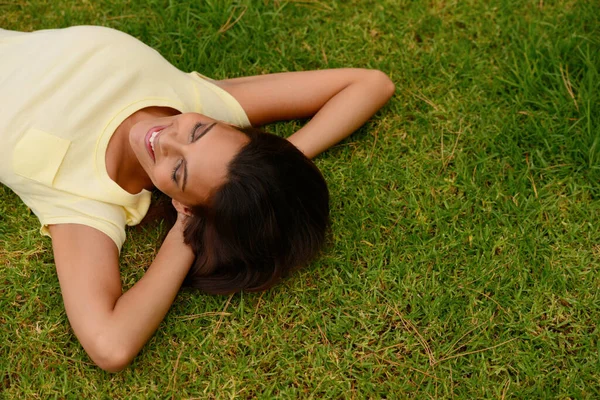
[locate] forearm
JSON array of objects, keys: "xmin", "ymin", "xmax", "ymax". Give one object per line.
[
  {"xmin": 287, "ymin": 72, "xmax": 395, "ymax": 158},
  {"xmin": 218, "ymin": 68, "xmax": 395, "ymax": 159},
  {"xmin": 107, "ymin": 231, "xmax": 194, "ymax": 362}
]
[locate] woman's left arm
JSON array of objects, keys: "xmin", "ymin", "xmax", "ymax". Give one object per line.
[{"xmin": 216, "ymin": 69, "xmax": 395, "ymax": 159}]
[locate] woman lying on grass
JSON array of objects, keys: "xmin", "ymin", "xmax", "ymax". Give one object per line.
[{"xmin": 0, "ymin": 25, "xmax": 394, "ymax": 371}]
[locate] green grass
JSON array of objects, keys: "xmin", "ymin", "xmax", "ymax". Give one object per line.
[{"xmin": 1, "ymin": 0, "xmax": 599, "ymax": 398}]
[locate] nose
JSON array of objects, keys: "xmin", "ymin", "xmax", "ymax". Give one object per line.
[{"xmin": 157, "ymin": 130, "xmax": 184, "ymax": 157}]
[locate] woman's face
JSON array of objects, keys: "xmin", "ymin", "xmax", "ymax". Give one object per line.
[{"xmin": 129, "ymin": 112, "xmax": 248, "ymax": 206}]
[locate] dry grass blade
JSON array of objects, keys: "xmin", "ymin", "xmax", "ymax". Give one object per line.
[
  {"xmin": 442, "ymin": 321, "xmax": 487, "ymax": 360},
  {"xmin": 213, "ymin": 294, "xmax": 234, "ymax": 335},
  {"xmin": 367, "ymin": 127, "xmax": 380, "ymax": 162},
  {"xmin": 168, "ymin": 342, "xmax": 186, "ymax": 398},
  {"xmin": 501, "ymin": 378, "xmax": 511, "ymax": 400},
  {"xmin": 373, "ymin": 354, "xmax": 441, "ymax": 381},
  {"xmin": 392, "ymin": 306, "xmax": 437, "ymax": 366},
  {"xmin": 560, "ymin": 64, "xmax": 579, "ymax": 110},
  {"xmin": 525, "ymin": 153, "xmax": 539, "ymax": 198},
  {"xmin": 176, "ymin": 312, "xmax": 232, "ymax": 321},
  {"xmin": 434, "ymin": 338, "xmax": 518, "ymax": 365},
  {"xmin": 276, "ymin": 0, "xmax": 333, "ymax": 11},
  {"xmin": 316, "ymin": 321, "xmax": 330, "ymax": 345},
  {"xmin": 218, "ymin": 7, "xmax": 247, "ymax": 34},
  {"xmin": 460, "ymin": 286, "xmax": 507, "ymax": 313},
  {"xmin": 405, "ymin": 88, "xmax": 441, "ymax": 111},
  {"xmin": 442, "ymin": 122, "xmax": 466, "ymax": 170},
  {"xmin": 247, "ymin": 291, "xmax": 266, "ymax": 331}
]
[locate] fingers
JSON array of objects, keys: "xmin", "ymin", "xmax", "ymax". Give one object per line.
[{"xmin": 171, "ymin": 199, "xmax": 192, "ymax": 217}]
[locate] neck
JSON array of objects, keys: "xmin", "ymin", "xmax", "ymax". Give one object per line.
[{"xmin": 107, "ymin": 106, "xmax": 180, "ymax": 194}]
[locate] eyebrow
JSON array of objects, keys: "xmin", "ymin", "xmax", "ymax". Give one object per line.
[{"xmin": 182, "ymin": 122, "xmax": 217, "ymax": 192}]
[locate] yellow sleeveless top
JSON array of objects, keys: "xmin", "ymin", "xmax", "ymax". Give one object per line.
[{"xmin": 0, "ymin": 26, "xmax": 250, "ymax": 250}]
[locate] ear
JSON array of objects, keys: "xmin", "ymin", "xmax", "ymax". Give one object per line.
[{"xmin": 172, "ymin": 199, "xmax": 193, "ymax": 217}]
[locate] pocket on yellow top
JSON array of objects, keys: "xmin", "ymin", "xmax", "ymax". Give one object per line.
[{"xmin": 13, "ymin": 128, "xmax": 71, "ymax": 187}]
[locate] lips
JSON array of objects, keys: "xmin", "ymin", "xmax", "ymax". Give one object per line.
[{"xmin": 145, "ymin": 126, "xmax": 166, "ymax": 161}]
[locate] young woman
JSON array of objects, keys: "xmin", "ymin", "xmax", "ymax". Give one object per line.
[{"xmin": 0, "ymin": 26, "xmax": 394, "ymax": 371}]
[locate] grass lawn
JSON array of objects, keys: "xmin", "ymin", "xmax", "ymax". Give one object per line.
[{"xmin": 1, "ymin": 0, "xmax": 599, "ymax": 398}]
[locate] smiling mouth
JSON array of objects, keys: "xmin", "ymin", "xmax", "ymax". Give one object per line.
[{"xmin": 145, "ymin": 126, "xmax": 165, "ymax": 161}]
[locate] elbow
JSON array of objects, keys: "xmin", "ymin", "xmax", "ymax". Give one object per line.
[
  {"xmin": 93, "ymin": 348, "xmax": 133, "ymax": 373},
  {"xmin": 366, "ymin": 69, "xmax": 396, "ymax": 101},
  {"xmin": 364, "ymin": 69, "xmax": 396, "ymax": 101},
  {"xmin": 95, "ymin": 355, "xmax": 131, "ymax": 373},
  {"xmin": 86, "ymin": 338, "xmax": 135, "ymax": 373}
]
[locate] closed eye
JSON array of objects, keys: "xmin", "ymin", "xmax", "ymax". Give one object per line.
[
  {"xmin": 192, "ymin": 122, "xmax": 216, "ymax": 143},
  {"xmin": 190, "ymin": 122, "xmax": 202, "ymax": 142},
  {"xmin": 171, "ymin": 159, "xmax": 183, "ymax": 184},
  {"xmin": 181, "ymin": 122, "xmax": 217, "ymax": 192}
]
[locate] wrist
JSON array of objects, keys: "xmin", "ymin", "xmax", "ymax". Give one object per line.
[{"xmin": 164, "ymin": 223, "xmax": 194, "ymax": 256}]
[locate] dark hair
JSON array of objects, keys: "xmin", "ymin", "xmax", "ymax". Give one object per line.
[{"xmin": 178, "ymin": 127, "xmax": 330, "ymax": 295}]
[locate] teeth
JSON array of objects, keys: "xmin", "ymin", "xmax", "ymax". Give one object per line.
[{"xmin": 149, "ymin": 130, "xmax": 161, "ymax": 153}]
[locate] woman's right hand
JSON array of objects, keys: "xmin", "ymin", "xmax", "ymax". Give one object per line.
[{"xmin": 170, "ymin": 199, "xmax": 192, "ymax": 239}]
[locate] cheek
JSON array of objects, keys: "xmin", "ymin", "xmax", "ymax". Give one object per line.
[
  {"xmin": 152, "ymin": 166, "xmax": 174, "ymax": 194},
  {"xmin": 185, "ymin": 174, "xmax": 214, "ymax": 205}
]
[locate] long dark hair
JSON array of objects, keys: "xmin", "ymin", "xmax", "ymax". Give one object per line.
[{"xmin": 175, "ymin": 127, "xmax": 329, "ymax": 295}]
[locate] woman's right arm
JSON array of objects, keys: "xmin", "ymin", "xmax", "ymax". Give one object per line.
[{"xmin": 49, "ymin": 216, "xmax": 194, "ymax": 372}]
